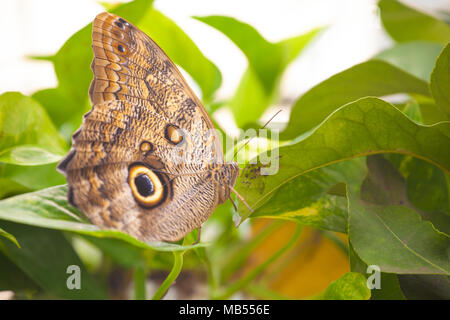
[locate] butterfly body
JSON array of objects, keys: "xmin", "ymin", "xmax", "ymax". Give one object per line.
[{"xmin": 57, "ymin": 12, "xmax": 239, "ymax": 242}]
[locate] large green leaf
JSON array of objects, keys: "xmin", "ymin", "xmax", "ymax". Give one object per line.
[
  {"xmin": 281, "ymin": 60, "xmax": 430, "ymax": 139},
  {"xmin": 322, "ymin": 272, "xmax": 370, "ymax": 300},
  {"xmin": 430, "ymin": 44, "xmax": 450, "ymax": 118},
  {"xmin": 138, "ymin": 9, "xmax": 221, "ymax": 102},
  {"xmin": 0, "ymin": 92, "xmax": 67, "ymax": 165},
  {"xmin": 375, "ymin": 41, "xmax": 443, "ymax": 82},
  {"xmin": 378, "ymin": 0, "xmax": 450, "ymax": 44},
  {"xmin": 195, "ymin": 15, "xmax": 321, "ymax": 126},
  {"xmin": 0, "ymin": 185, "xmax": 208, "ymax": 252},
  {"xmin": 0, "ymin": 221, "xmax": 107, "ymax": 299},
  {"xmin": 248, "ymin": 160, "xmax": 365, "ymax": 233},
  {"xmin": 348, "ymin": 156, "xmax": 450, "ymax": 275},
  {"xmin": 236, "ymin": 97, "xmax": 450, "ymax": 222}
]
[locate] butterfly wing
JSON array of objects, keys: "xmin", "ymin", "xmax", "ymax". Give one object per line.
[{"xmin": 58, "ymin": 12, "xmax": 224, "ymax": 241}]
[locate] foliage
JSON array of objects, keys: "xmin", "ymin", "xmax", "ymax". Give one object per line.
[{"xmin": 0, "ymin": 0, "xmax": 448, "ymax": 300}]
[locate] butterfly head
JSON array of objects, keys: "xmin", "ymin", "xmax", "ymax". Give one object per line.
[{"xmin": 213, "ymin": 162, "xmax": 240, "ymax": 204}]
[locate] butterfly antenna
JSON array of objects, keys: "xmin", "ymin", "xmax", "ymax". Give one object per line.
[
  {"xmin": 233, "ymin": 109, "xmax": 283, "ymax": 159},
  {"xmin": 229, "ymin": 185, "xmax": 254, "ymax": 213}
]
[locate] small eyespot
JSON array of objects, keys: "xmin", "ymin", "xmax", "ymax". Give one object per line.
[
  {"xmin": 165, "ymin": 124, "xmax": 184, "ymax": 145},
  {"xmin": 117, "ymin": 44, "xmax": 127, "ymax": 54},
  {"xmin": 115, "ymin": 21, "xmax": 123, "ymax": 28},
  {"xmin": 128, "ymin": 163, "xmax": 164, "ymax": 208},
  {"xmin": 118, "ymin": 18, "xmax": 129, "ymax": 26},
  {"xmin": 139, "ymin": 141, "xmax": 154, "ymax": 155}
]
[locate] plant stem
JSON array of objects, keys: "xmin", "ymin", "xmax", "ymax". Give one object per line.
[
  {"xmin": 152, "ymin": 251, "xmax": 184, "ymax": 300},
  {"xmin": 133, "ymin": 266, "xmax": 147, "ymax": 300},
  {"xmin": 213, "ymin": 225, "xmax": 302, "ymax": 300},
  {"xmin": 320, "ymin": 230, "xmax": 348, "ymax": 255},
  {"xmin": 221, "ymin": 220, "xmax": 283, "ymax": 282}
]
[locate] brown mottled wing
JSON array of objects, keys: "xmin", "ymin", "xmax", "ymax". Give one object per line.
[{"xmin": 58, "ymin": 12, "xmax": 223, "ymax": 242}]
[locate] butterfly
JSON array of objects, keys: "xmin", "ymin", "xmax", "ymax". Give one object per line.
[{"xmin": 57, "ymin": 12, "xmax": 245, "ymax": 242}]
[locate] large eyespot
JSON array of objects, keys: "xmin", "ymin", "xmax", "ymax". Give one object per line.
[
  {"xmin": 165, "ymin": 124, "xmax": 184, "ymax": 145},
  {"xmin": 128, "ymin": 163, "xmax": 164, "ymax": 208}
]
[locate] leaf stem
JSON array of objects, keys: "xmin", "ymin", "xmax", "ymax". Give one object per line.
[
  {"xmin": 133, "ymin": 266, "xmax": 147, "ymax": 300},
  {"xmin": 213, "ymin": 224, "xmax": 302, "ymax": 300},
  {"xmin": 220, "ymin": 220, "xmax": 283, "ymax": 282},
  {"xmin": 152, "ymin": 251, "xmax": 184, "ymax": 300}
]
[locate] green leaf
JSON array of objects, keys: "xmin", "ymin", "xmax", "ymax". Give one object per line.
[
  {"xmin": 0, "ymin": 227, "xmax": 20, "ymax": 248},
  {"xmin": 411, "ymin": 93, "xmax": 447, "ymax": 125},
  {"xmin": 0, "ymin": 177, "xmax": 31, "ymax": 199},
  {"xmin": 194, "ymin": 15, "xmax": 281, "ymax": 94},
  {"xmin": 403, "ymin": 158, "xmax": 450, "ymax": 235},
  {"xmin": 398, "ymin": 274, "xmax": 450, "ymax": 299},
  {"xmin": 0, "ymin": 163, "xmax": 66, "ymax": 199},
  {"xmin": 430, "ymin": 44, "xmax": 450, "ymax": 118},
  {"xmin": 322, "ymin": 272, "xmax": 370, "ymax": 300},
  {"xmin": 249, "ymin": 160, "xmax": 365, "ymax": 233},
  {"xmin": 31, "ymin": 88, "xmax": 84, "ymax": 140},
  {"xmin": 282, "ymin": 60, "xmax": 431, "ymax": 138},
  {"xmin": 0, "ymin": 185, "xmax": 209, "ymax": 252},
  {"xmin": 0, "ymin": 221, "xmax": 107, "ymax": 299},
  {"xmin": 229, "ymin": 68, "xmax": 269, "ymax": 127},
  {"xmin": 0, "ymin": 145, "xmax": 63, "ymax": 166},
  {"xmin": 0, "ymin": 253, "xmax": 39, "ymax": 295},
  {"xmin": 82, "ymin": 235, "xmax": 147, "ymax": 268},
  {"xmin": 349, "ymin": 243, "xmax": 405, "ymax": 300},
  {"xmin": 349, "ymin": 156, "xmax": 450, "ymax": 275},
  {"xmin": 138, "ymin": 9, "xmax": 221, "ymax": 102},
  {"xmin": 237, "ymin": 97, "xmax": 450, "ymax": 222},
  {"xmin": 0, "ymin": 92, "xmax": 67, "ymax": 165},
  {"xmin": 375, "ymin": 41, "xmax": 443, "ymax": 82},
  {"xmin": 195, "ymin": 15, "xmax": 321, "ymax": 125},
  {"xmin": 379, "ymin": 0, "xmax": 450, "ymax": 45}
]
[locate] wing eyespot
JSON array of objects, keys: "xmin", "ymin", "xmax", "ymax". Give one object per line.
[
  {"xmin": 128, "ymin": 163, "xmax": 166, "ymax": 208},
  {"xmin": 139, "ymin": 141, "xmax": 154, "ymax": 156},
  {"xmin": 165, "ymin": 124, "xmax": 184, "ymax": 145},
  {"xmin": 117, "ymin": 44, "xmax": 127, "ymax": 54}
]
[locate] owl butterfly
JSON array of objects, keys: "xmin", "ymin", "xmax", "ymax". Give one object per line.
[{"xmin": 57, "ymin": 12, "xmax": 245, "ymax": 242}]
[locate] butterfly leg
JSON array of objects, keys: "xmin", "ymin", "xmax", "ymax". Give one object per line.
[{"xmin": 193, "ymin": 226, "xmax": 202, "ymax": 245}]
